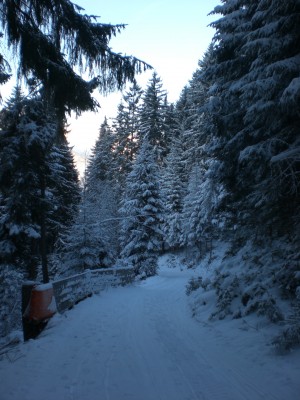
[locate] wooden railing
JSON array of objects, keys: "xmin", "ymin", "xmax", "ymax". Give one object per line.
[{"xmin": 22, "ymin": 267, "xmax": 135, "ymax": 340}]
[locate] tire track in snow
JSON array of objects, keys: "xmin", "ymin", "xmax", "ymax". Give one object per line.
[
  {"xmin": 139, "ymin": 270, "xmax": 285, "ymax": 400},
  {"xmin": 0, "ymin": 266, "xmax": 298, "ymax": 400}
]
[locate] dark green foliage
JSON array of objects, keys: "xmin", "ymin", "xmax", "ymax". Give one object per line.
[
  {"xmin": 202, "ymin": 0, "xmax": 300, "ymax": 234},
  {"xmin": 86, "ymin": 117, "xmax": 116, "ymax": 183},
  {"xmin": 0, "ymin": 89, "xmax": 55, "ymax": 277},
  {"xmin": 84, "ymin": 118, "xmax": 121, "ymax": 260},
  {"xmin": 139, "ymin": 72, "xmax": 168, "ymax": 162},
  {"xmin": 120, "ymin": 138, "xmax": 164, "ymax": 277},
  {"xmin": 47, "ymin": 140, "xmax": 81, "ymax": 247},
  {"xmin": 0, "ymin": 88, "xmax": 80, "ymax": 280},
  {"xmin": 112, "ymin": 82, "xmax": 143, "ymax": 180},
  {"xmin": 0, "ymin": 0, "xmax": 151, "ymax": 116}
]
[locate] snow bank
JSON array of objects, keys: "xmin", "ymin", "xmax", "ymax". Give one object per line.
[{"xmin": 185, "ymin": 239, "xmax": 300, "ymax": 352}]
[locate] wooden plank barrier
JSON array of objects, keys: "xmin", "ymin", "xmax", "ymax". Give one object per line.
[{"xmin": 22, "ymin": 267, "xmax": 135, "ymax": 341}]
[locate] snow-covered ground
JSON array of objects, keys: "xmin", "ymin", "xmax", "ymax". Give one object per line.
[{"xmin": 1, "ymin": 260, "xmax": 299, "ymax": 400}]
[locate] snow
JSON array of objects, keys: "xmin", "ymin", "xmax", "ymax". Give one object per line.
[
  {"xmin": 271, "ymin": 147, "xmax": 300, "ymax": 163},
  {"xmin": 34, "ymin": 283, "xmax": 53, "ymax": 291},
  {"xmin": 1, "ymin": 259, "xmax": 299, "ymax": 400},
  {"xmin": 47, "ymin": 296, "xmax": 57, "ymax": 314}
]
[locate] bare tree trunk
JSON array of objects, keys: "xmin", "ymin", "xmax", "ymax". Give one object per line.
[{"xmin": 40, "ymin": 176, "xmax": 49, "ymax": 283}]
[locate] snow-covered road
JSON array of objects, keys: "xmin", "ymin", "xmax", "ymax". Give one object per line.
[{"xmin": 1, "ymin": 264, "xmax": 299, "ymax": 400}]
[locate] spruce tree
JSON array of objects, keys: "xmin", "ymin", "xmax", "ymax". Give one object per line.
[
  {"xmin": 55, "ymin": 183, "xmax": 113, "ymax": 276},
  {"xmin": 86, "ymin": 117, "xmax": 115, "ymax": 183},
  {"xmin": 112, "ymin": 82, "xmax": 143, "ymax": 181},
  {"xmin": 204, "ymin": 0, "xmax": 300, "ymax": 234},
  {"xmin": 0, "ymin": 89, "xmax": 57, "ymax": 280},
  {"xmin": 0, "ymin": 0, "xmax": 151, "ymax": 121},
  {"xmin": 139, "ymin": 72, "xmax": 168, "ymax": 163},
  {"xmin": 120, "ymin": 137, "xmax": 164, "ymax": 277},
  {"xmin": 161, "ymin": 135, "xmax": 185, "ymax": 250},
  {"xmin": 0, "ymin": 89, "xmax": 81, "ymax": 281},
  {"xmin": 84, "ymin": 118, "xmax": 120, "ymax": 261},
  {"xmin": 47, "ymin": 139, "xmax": 81, "ymax": 252}
]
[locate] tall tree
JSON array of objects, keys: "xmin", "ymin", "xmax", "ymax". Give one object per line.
[
  {"xmin": 113, "ymin": 82, "xmax": 143, "ymax": 180},
  {"xmin": 161, "ymin": 135, "xmax": 185, "ymax": 250},
  {"xmin": 204, "ymin": 0, "xmax": 300, "ymax": 234},
  {"xmin": 0, "ymin": 88, "xmax": 80, "ymax": 281},
  {"xmin": 139, "ymin": 72, "xmax": 168, "ymax": 163},
  {"xmin": 0, "ymin": 0, "xmax": 151, "ymax": 114},
  {"xmin": 86, "ymin": 117, "xmax": 115, "ymax": 183},
  {"xmin": 0, "ymin": 89, "xmax": 56, "ymax": 280},
  {"xmin": 54, "ymin": 185, "xmax": 113, "ymax": 276},
  {"xmin": 47, "ymin": 139, "xmax": 81, "ymax": 251},
  {"xmin": 120, "ymin": 137, "xmax": 164, "ymax": 277},
  {"xmin": 84, "ymin": 118, "xmax": 120, "ymax": 261}
]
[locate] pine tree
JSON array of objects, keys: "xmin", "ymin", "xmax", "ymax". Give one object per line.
[
  {"xmin": 86, "ymin": 117, "xmax": 116, "ymax": 183},
  {"xmin": 84, "ymin": 118, "xmax": 120, "ymax": 261},
  {"xmin": 0, "ymin": 0, "xmax": 151, "ymax": 121},
  {"xmin": 0, "ymin": 89, "xmax": 56, "ymax": 280},
  {"xmin": 236, "ymin": 0, "xmax": 300, "ymax": 202},
  {"xmin": 139, "ymin": 72, "xmax": 168, "ymax": 163},
  {"xmin": 0, "ymin": 88, "xmax": 80, "ymax": 281},
  {"xmin": 112, "ymin": 82, "xmax": 143, "ymax": 181},
  {"xmin": 120, "ymin": 137, "xmax": 164, "ymax": 277},
  {"xmin": 204, "ymin": 0, "xmax": 300, "ymax": 234},
  {"xmin": 181, "ymin": 161, "xmax": 226, "ymax": 249},
  {"xmin": 54, "ymin": 183, "xmax": 113, "ymax": 276},
  {"xmin": 47, "ymin": 139, "xmax": 81, "ymax": 252},
  {"xmin": 161, "ymin": 135, "xmax": 185, "ymax": 250},
  {"xmin": 121, "ymin": 81, "xmax": 143, "ymax": 162}
]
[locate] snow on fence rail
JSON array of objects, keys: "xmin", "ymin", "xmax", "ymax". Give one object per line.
[
  {"xmin": 22, "ymin": 267, "xmax": 135, "ymax": 341},
  {"xmin": 53, "ymin": 267, "xmax": 135, "ymax": 313}
]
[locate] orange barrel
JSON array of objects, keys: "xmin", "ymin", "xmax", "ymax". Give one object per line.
[{"xmin": 27, "ymin": 283, "xmax": 57, "ymax": 322}]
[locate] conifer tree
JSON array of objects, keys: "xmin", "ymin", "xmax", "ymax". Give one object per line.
[
  {"xmin": 204, "ymin": 0, "xmax": 300, "ymax": 233},
  {"xmin": 47, "ymin": 139, "xmax": 81, "ymax": 251},
  {"xmin": 113, "ymin": 82, "xmax": 143, "ymax": 180},
  {"xmin": 0, "ymin": 0, "xmax": 151, "ymax": 122},
  {"xmin": 121, "ymin": 81, "xmax": 143, "ymax": 162},
  {"xmin": 86, "ymin": 117, "xmax": 115, "ymax": 183},
  {"xmin": 54, "ymin": 183, "xmax": 113, "ymax": 276},
  {"xmin": 84, "ymin": 118, "xmax": 120, "ymax": 261},
  {"xmin": 0, "ymin": 89, "xmax": 56, "ymax": 280},
  {"xmin": 139, "ymin": 72, "xmax": 168, "ymax": 163},
  {"xmin": 120, "ymin": 137, "xmax": 164, "ymax": 277},
  {"xmin": 161, "ymin": 135, "xmax": 185, "ymax": 250},
  {"xmin": 0, "ymin": 88, "xmax": 80, "ymax": 281}
]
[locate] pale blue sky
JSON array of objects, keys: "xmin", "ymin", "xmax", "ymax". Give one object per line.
[
  {"xmin": 69, "ymin": 0, "xmax": 220, "ymax": 154},
  {"xmin": 77, "ymin": 0, "xmax": 218, "ymax": 101}
]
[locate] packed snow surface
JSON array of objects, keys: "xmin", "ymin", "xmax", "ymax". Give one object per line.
[{"xmin": 1, "ymin": 262, "xmax": 299, "ymax": 400}]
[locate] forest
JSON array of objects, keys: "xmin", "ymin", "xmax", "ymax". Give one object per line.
[{"xmin": 0, "ymin": 0, "xmax": 299, "ymax": 351}]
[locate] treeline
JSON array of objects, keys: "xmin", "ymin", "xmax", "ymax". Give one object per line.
[
  {"xmin": 0, "ymin": 0, "xmax": 150, "ymax": 337},
  {"xmin": 1, "ymin": 0, "xmax": 299, "ymax": 341}
]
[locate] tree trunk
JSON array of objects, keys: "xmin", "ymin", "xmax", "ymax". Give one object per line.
[{"xmin": 40, "ymin": 176, "xmax": 49, "ymax": 283}]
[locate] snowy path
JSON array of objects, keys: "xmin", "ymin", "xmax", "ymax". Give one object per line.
[{"xmin": 1, "ymin": 264, "xmax": 299, "ymax": 400}]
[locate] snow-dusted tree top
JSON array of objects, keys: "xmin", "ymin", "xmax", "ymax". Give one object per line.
[{"xmin": 0, "ymin": 0, "xmax": 151, "ymax": 115}]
